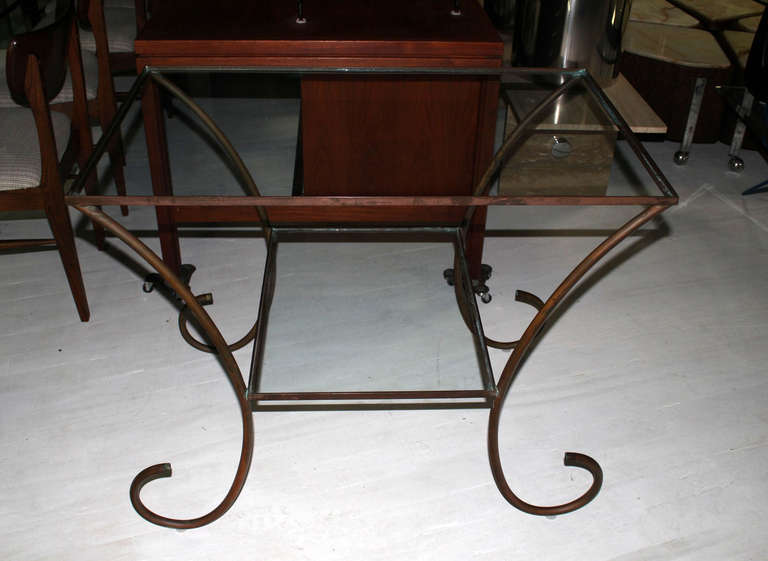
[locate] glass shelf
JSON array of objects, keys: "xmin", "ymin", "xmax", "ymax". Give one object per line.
[{"xmin": 247, "ymin": 229, "xmax": 496, "ymax": 407}]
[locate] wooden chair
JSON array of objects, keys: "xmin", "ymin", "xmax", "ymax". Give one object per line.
[
  {"xmin": 78, "ymin": 0, "xmax": 140, "ymax": 74},
  {"xmin": 77, "ymin": 0, "xmax": 129, "ymax": 214},
  {"xmin": 1, "ymin": 0, "xmax": 128, "ymax": 217},
  {"xmin": 0, "ymin": 2, "xmax": 93, "ymax": 321}
]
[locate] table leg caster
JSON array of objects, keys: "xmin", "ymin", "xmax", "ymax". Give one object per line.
[
  {"xmin": 477, "ymin": 286, "xmax": 492, "ymax": 304},
  {"xmin": 143, "ymin": 264, "xmax": 197, "ymax": 296},
  {"xmin": 673, "ymin": 150, "xmax": 689, "ymax": 165},
  {"xmin": 673, "ymin": 77, "xmax": 706, "ymax": 167},
  {"xmin": 443, "ymin": 268, "xmax": 454, "ymax": 286},
  {"xmin": 728, "ymin": 156, "xmax": 745, "ymax": 172},
  {"xmin": 444, "ymin": 264, "xmax": 492, "ymax": 303}
]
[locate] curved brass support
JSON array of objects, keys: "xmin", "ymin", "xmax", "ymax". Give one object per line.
[
  {"xmin": 75, "ymin": 205, "xmax": 254, "ymax": 529},
  {"xmin": 463, "ymin": 76, "xmax": 583, "ymax": 230},
  {"xmin": 513, "ymin": 289, "xmax": 544, "ymax": 312},
  {"xmin": 149, "ymin": 72, "xmax": 272, "ymax": 240},
  {"xmin": 178, "ymin": 293, "xmax": 258, "ymax": 354},
  {"xmin": 487, "ymin": 205, "xmax": 666, "ymax": 515},
  {"xmin": 150, "ymin": 72, "xmax": 273, "ymax": 354},
  {"xmin": 484, "ymin": 291, "xmax": 544, "ymax": 350},
  {"xmin": 451, "ymin": 251, "xmax": 543, "ymax": 350}
]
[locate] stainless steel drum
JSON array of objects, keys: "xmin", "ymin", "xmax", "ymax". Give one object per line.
[{"xmin": 515, "ymin": 0, "xmax": 633, "ymax": 85}]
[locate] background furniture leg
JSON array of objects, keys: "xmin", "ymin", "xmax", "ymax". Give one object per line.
[
  {"xmin": 139, "ymin": 73, "xmax": 182, "ymax": 273},
  {"xmin": 727, "ymin": 89, "xmax": 754, "ymax": 171},
  {"xmin": 674, "ymin": 77, "xmax": 707, "ymax": 165}
]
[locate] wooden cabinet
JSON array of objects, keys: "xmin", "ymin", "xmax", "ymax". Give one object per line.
[{"xmin": 136, "ymin": 0, "xmax": 503, "ymax": 276}]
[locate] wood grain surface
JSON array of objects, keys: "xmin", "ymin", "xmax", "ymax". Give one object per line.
[{"xmin": 135, "ymin": 0, "xmax": 502, "ymax": 61}]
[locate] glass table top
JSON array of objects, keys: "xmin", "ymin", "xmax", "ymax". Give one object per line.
[
  {"xmin": 61, "ymin": 65, "xmax": 678, "ymax": 408},
  {"xmin": 497, "ymin": 71, "xmax": 670, "ymax": 199},
  {"xmin": 70, "ymin": 66, "xmax": 677, "ymax": 207}
]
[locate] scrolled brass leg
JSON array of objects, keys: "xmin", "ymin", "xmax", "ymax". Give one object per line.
[
  {"xmin": 486, "ymin": 205, "xmax": 666, "ymax": 516},
  {"xmin": 75, "ymin": 205, "xmax": 254, "ymax": 529}
]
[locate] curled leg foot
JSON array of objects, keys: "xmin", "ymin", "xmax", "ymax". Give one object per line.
[
  {"xmin": 489, "ymin": 400, "xmax": 603, "ymax": 515},
  {"xmin": 178, "ymin": 292, "xmax": 258, "ymax": 354},
  {"xmin": 129, "ymin": 458, "xmax": 253, "ymax": 529},
  {"xmin": 129, "ymin": 463, "xmax": 174, "ymax": 524},
  {"xmin": 493, "ymin": 451, "xmax": 603, "ymax": 515},
  {"xmin": 487, "ymin": 205, "xmax": 667, "ymax": 517},
  {"xmin": 487, "ymin": 289, "xmax": 601, "ymax": 514}
]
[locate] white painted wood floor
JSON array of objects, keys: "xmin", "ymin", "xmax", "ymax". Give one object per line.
[{"xmin": 2, "ymin": 90, "xmax": 768, "ymax": 560}]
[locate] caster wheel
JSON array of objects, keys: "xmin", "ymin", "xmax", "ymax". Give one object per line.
[
  {"xmin": 479, "ymin": 263, "xmax": 492, "ymax": 281},
  {"xmin": 728, "ymin": 156, "xmax": 745, "ymax": 172},
  {"xmin": 475, "ymin": 282, "xmax": 492, "ymax": 303},
  {"xmin": 443, "ymin": 268, "xmax": 455, "ymax": 286},
  {"xmin": 142, "ymin": 281, "xmax": 155, "ymax": 293},
  {"xmin": 673, "ymin": 151, "xmax": 689, "ymax": 165}
]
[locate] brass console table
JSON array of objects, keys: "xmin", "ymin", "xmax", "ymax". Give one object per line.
[{"xmin": 67, "ymin": 66, "xmax": 678, "ymax": 529}]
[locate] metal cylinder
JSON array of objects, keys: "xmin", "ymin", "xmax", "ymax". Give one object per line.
[{"xmin": 515, "ymin": 0, "xmax": 633, "ymax": 86}]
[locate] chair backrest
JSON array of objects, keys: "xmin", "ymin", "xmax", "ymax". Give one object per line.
[
  {"xmin": 79, "ymin": 0, "xmax": 117, "ymax": 101},
  {"xmin": 78, "ymin": 0, "xmax": 144, "ymax": 44},
  {"xmin": 5, "ymin": 1, "xmax": 74, "ymax": 107}
]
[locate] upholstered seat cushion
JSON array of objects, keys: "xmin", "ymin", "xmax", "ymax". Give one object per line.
[
  {"xmin": 0, "ymin": 49, "xmax": 98, "ymax": 107},
  {"xmin": 0, "ymin": 107, "xmax": 70, "ymax": 191},
  {"xmin": 79, "ymin": 6, "xmax": 136, "ymax": 54}
]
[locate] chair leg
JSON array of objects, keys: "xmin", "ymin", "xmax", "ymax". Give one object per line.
[
  {"xmin": 95, "ymin": 95, "xmax": 129, "ymax": 216},
  {"xmin": 73, "ymin": 125, "xmax": 107, "ymax": 250},
  {"xmin": 727, "ymin": 90, "xmax": 754, "ymax": 172},
  {"xmin": 674, "ymin": 77, "xmax": 707, "ymax": 165},
  {"xmin": 46, "ymin": 199, "xmax": 90, "ymax": 322},
  {"xmin": 79, "ymin": 149, "xmax": 107, "ymax": 250}
]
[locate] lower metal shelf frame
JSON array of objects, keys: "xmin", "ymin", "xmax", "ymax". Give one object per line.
[{"xmin": 244, "ymin": 227, "xmax": 497, "ymax": 407}]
